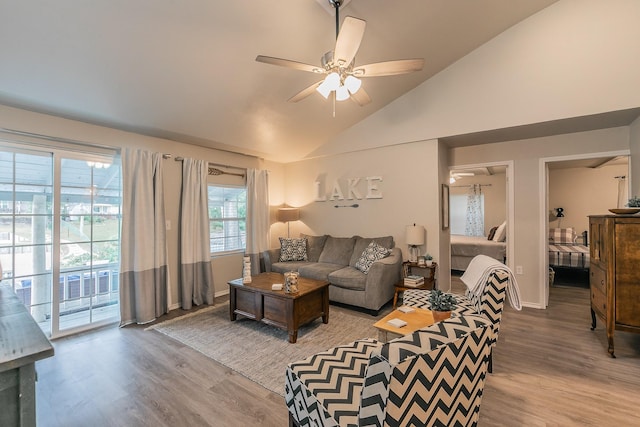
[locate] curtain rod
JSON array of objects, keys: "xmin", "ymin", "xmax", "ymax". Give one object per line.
[
  {"xmin": 0, "ymin": 127, "xmax": 119, "ymax": 153},
  {"xmin": 451, "ymin": 184, "xmax": 493, "ymax": 188},
  {"xmin": 173, "ymin": 156, "xmax": 246, "ymax": 172}
]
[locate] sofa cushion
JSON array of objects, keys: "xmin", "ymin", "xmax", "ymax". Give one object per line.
[
  {"xmin": 354, "ymin": 241, "xmax": 391, "ymax": 274},
  {"xmin": 349, "ymin": 236, "xmax": 394, "ymax": 267},
  {"xmin": 279, "ymin": 237, "xmax": 308, "ymax": 262},
  {"xmin": 298, "ymin": 263, "xmax": 345, "ymax": 281},
  {"xmin": 318, "ymin": 236, "xmax": 356, "ymax": 266},
  {"xmin": 327, "ymin": 267, "xmax": 367, "ymax": 291},
  {"xmin": 300, "ymin": 233, "xmax": 328, "ymax": 262},
  {"xmin": 270, "ymin": 261, "xmax": 314, "ymax": 274}
]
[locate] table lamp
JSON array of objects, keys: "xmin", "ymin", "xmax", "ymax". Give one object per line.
[
  {"xmin": 406, "ymin": 223, "xmax": 425, "ymax": 263},
  {"xmin": 277, "ymin": 207, "xmax": 300, "ymax": 238}
]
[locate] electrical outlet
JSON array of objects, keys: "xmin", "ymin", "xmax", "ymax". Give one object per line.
[
  {"xmin": 516, "ymin": 266, "xmax": 523, "ymax": 275},
  {"xmin": 166, "ymin": 220, "xmax": 171, "ymax": 230}
]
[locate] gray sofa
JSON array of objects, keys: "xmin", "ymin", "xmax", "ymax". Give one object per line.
[{"xmin": 263, "ymin": 234, "xmax": 402, "ymax": 314}]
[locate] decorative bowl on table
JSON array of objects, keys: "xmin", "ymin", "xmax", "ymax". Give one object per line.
[{"xmin": 608, "ymin": 208, "xmax": 640, "ymax": 214}]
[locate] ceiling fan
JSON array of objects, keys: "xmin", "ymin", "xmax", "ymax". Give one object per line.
[{"xmin": 255, "ymin": 0, "xmax": 424, "ymax": 107}]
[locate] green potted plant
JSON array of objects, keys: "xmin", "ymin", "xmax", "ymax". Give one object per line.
[
  {"xmin": 424, "ymin": 253, "xmax": 434, "ymax": 267},
  {"xmin": 428, "ymin": 289, "xmax": 457, "ymax": 322},
  {"xmin": 627, "ymin": 196, "xmax": 640, "ymax": 208}
]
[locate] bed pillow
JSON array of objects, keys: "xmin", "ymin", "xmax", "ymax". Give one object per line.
[
  {"xmin": 492, "ymin": 221, "xmax": 507, "ymax": 242},
  {"xmin": 355, "ymin": 241, "xmax": 391, "ymax": 274},
  {"xmin": 487, "ymin": 226, "xmax": 498, "ymax": 241},
  {"xmin": 549, "ymin": 228, "xmax": 576, "ymax": 244},
  {"xmin": 279, "ymin": 237, "xmax": 308, "ymax": 262}
]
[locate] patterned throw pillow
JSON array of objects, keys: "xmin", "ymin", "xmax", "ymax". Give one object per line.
[
  {"xmin": 549, "ymin": 228, "xmax": 576, "ymax": 244},
  {"xmin": 355, "ymin": 241, "xmax": 390, "ymax": 274},
  {"xmin": 279, "ymin": 237, "xmax": 308, "ymax": 262}
]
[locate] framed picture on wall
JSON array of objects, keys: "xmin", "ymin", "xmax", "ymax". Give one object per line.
[{"xmin": 442, "ymin": 184, "xmax": 450, "ymax": 230}]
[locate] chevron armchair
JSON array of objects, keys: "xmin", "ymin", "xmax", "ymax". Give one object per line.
[
  {"xmin": 285, "ymin": 314, "xmax": 494, "ymax": 427},
  {"xmin": 402, "ymin": 268, "xmax": 509, "ymax": 372}
]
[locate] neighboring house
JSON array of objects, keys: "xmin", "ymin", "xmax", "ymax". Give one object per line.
[{"xmin": 0, "ymin": 0, "xmax": 639, "ymax": 311}]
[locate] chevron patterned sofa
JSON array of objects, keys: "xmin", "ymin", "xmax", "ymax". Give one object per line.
[
  {"xmin": 402, "ymin": 268, "xmax": 509, "ymax": 372},
  {"xmin": 285, "ymin": 314, "xmax": 494, "ymax": 427}
]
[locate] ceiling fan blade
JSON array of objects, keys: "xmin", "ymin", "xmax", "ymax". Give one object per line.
[
  {"xmin": 256, "ymin": 55, "xmax": 324, "ymax": 74},
  {"xmin": 350, "ymin": 87, "xmax": 371, "ymax": 106},
  {"xmin": 287, "ymin": 81, "xmax": 323, "ymax": 103},
  {"xmin": 354, "ymin": 59, "xmax": 425, "ymax": 77},
  {"xmin": 334, "ymin": 16, "xmax": 366, "ymax": 66}
]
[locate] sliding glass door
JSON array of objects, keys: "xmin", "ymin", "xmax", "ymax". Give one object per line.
[{"xmin": 0, "ymin": 145, "xmax": 121, "ymax": 337}]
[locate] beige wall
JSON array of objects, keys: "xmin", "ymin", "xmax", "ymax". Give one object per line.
[
  {"xmin": 449, "ymin": 127, "xmax": 630, "ymax": 307},
  {"xmin": 276, "ymin": 140, "xmax": 449, "ymax": 284},
  {"xmin": 549, "ymin": 164, "xmax": 628, "ymax": 235},
  {"xmin": 311, "ymin": 1, "xmax": 640, "ymax": 159},
  {"xmin": 449, "ymin": 173, "xmax": 507, "ymax": 236},
  {"xmin": 0, "ymin": 105, "xmax": 286, "ymax": 308}
]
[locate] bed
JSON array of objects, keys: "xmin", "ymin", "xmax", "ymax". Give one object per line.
[
  {"xmin": 548, "ymin": 228, "xmax": 589, "ymax": 270},
  {"xmin": 451, "ymin": 234, "xmax": 507, "ymax": 271}
]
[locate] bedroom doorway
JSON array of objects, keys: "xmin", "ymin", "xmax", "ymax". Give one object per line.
[
  {"xmin": 541, "ymin": 152, "xmax": 630, "ymax": 307},
  {"xmin": 449, "ymin": 162, "xmax": 514, "ymax": 276}
]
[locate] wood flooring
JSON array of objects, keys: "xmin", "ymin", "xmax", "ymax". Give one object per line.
[{"xmin": 34, "ymin": 281, "xmax": 640, "ymax": 426}]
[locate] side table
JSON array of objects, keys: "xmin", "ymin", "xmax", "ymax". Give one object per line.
[{"xmin": 394, "ymin": 261, "xmax": 437, "ymax": 309}]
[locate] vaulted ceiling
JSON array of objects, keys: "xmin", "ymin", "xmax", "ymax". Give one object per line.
[{"xmin": 0, "ymin": 0, "xmax": 558, "ymax": 162}]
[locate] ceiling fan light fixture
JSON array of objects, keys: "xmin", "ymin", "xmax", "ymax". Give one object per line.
[
  {"xmin": 316, "ymin": 81, "xmax": 333, "ymax": 99},
  {"xmin": 324, "ymin": 72, "xmax": 341, "ymax": 91},
  {"xmin": 336, "ymin": 85, "xmax": 350, "ymax": 101},
  {"xmin": 344, "ymin": 75, "xmax": 361, "ymax": 94}
]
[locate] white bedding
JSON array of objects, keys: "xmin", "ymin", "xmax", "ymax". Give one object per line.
[{"xmin": 451, "ymin": 235, "xmax": 506, "ymax": 271}]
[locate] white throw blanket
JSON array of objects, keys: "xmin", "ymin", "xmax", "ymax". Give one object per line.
[{"xmin": 460, "ymin": 255, "xmax": 522, "ymax": 310}]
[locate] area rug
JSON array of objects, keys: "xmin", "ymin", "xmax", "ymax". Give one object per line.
[{"xmin": 147, "ymin": 304, "xmax": 380, "ymax": 396}]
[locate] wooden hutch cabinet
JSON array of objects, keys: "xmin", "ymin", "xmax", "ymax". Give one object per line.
[{"xmin": 589, "ymin": 215, "xmax": 640, "ymax": 357}]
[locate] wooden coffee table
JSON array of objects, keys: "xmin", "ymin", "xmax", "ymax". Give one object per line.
[
  {"xmin": 373, "ymin": 307, "xmax": 435, "ymax": 342},
  {"xmin": 227, "ymin": 272, "xmax": 330, "ymax": 343}
]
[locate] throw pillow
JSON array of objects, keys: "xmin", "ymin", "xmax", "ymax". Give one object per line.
[
  {"xmin": 487, "ymin": 226, "xmax": 498, "ymax": 241},
  {"xmin": 549, "ymin": 228, "xmax": 576, "ymax": 244},
  {"xmin": 492, "ymin": 221, "xmax": 507, "ymax": 242},
  {"xmin": 355, "ymin": 241, "xmax": 390, "ymax": 274},
  {"xmin": 279, "ymin": 237, "xmax": 308, "ymax": 262}
]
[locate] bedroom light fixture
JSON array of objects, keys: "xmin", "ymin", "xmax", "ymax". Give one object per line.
[
  {"xmin": 277, "ymin": 207, "xmax": 300, "ymax": 238},
  {"xmin": 405, "ymin": 223, "xmax": 425, "ymax": 263}
]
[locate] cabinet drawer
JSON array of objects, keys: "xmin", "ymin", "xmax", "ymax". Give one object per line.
[
  {"xmin": 590, "ymin": 267, "xmax": 607, "ymax": 296},
  {"xmin": 591, "ymin": 287, "xmax": 606, "ymax": 316}
]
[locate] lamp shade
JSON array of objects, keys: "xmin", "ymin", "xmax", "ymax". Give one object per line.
[
  {"xmin": 406, "ymin": 224, "xmax": 425, "ymax": 246},
  {"xmin": 277, "ymin": 207, "xmax": 300, "ymax": 222}
]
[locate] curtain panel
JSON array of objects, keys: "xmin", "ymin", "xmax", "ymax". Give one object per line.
[
  {"xmin": 465, "ymin": 184, "xmax": 485, "ymax": 237},
  {"xmin": 119, "ymin": 148, "xmax": 168, "ymax": 326},
  {"xmin": 245, "ymin": 169, "xmax": 270, "ymax": 275},
  {"xmin": 180, "ymin": 158, "xmax": 214, "ymax": 309}
]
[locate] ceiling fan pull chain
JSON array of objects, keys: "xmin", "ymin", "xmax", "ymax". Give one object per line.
[{"xmin": 333, "ymin": 93, "xmax": 336, "ymax": 118}]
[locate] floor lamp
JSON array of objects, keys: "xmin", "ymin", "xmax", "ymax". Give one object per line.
[
  {"xmin": 406, "ymin": 223, "xmax": 425, "ymax": 263},
  {"xmin": 277, "ymin": 207, "xmax": 300, "ymax": 238}
]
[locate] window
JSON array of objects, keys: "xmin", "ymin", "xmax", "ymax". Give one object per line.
[
  {"xmin": 0, "ymin": 145, "xmax": 121, "ymax": 337},
  {"xmin": 208, "ymin": 185, "xmax": 246, "ymax": 254},
  {"xmin": 450, "ymin": 193, "xmax": 484, "ymax": 235}
]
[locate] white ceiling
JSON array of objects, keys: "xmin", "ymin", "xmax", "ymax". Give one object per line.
[{"xmin": 0, "ymin": 0, "xmax": 559, "ymax": 162}]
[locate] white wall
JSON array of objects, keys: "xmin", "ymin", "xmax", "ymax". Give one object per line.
[
  {"xmin": 450, "ymin": 127, "xmax": 630, "ymax": 307},
  {"xmin": 630, "ymin": 116, "xmax": 640, "ymax": 196},
  {"xmin": 548, "ymin": 164, "xmax": 628, "ymax": 235},
  {"xmin": 277, "ymin": 140, "xmax": 449, "ymax": 285},
  {"xmin": 310, "ymin": 0, "xmax": 640, "ymax": 159},
  {"xmin": 449, "ymin": 174, "xmax": 507, "ymax": 236},
  {"xmin": 0, "ymin": 105, "xmax": 286, "ymax": 308}
]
